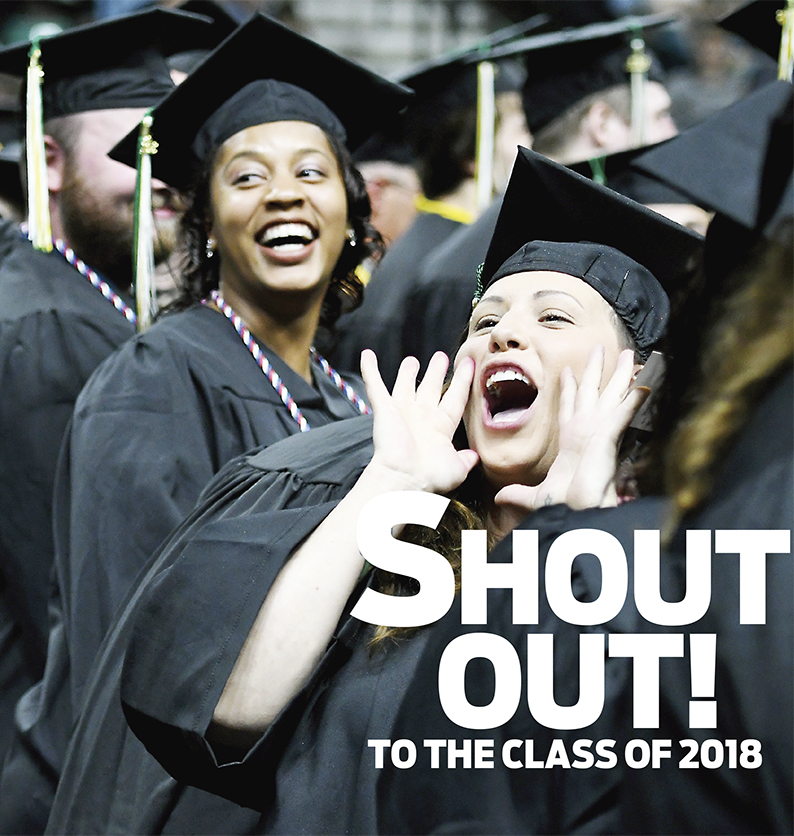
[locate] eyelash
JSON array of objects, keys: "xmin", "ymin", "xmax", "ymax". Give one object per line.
[
  {"xmin": 231, "ymin": 165, "xmax": 326, "ymax": 186},
  {"xmin": 539, "ymin": 312, "xmax": 573, "ymax": 325},
  {"xmin": 472, "ymin": 315, "xmax": 499, "ymax": 332}
]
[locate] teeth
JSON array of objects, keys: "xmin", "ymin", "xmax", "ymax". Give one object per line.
[
  {"xmin": 260, "ymin": 222, "xmax": 314, "ymax": 245},
  {"xmin": 486, "ymin": 369, "xmax": 530, "ymax": 390}
]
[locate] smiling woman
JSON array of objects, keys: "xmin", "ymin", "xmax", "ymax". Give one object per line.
[{"xmin": 13, "ymin": 13, "xmax": 411, "ymax": 836}]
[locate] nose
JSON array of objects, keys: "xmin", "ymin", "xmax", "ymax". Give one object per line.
[
  {"xmin": 265, "ymin": 170, "xmax": 304, "ymax": 208},
  {"xmin": 488, "ymin": 312, "xmax": 527, "ymax": 353}
]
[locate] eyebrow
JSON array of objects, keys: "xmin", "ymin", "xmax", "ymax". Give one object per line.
[
  {"xmin": 473, "ymin": 287, "xmax": 586, "ymax": 315},
  {"xmin": 533, "ymin": 289, "xmax": 584, "ymax": 309},
  {"xmin": 473, "ymin": 294, "xmax": 505, "ymax": 308},
  {"xmin": 223, "ymin": 146, "xmax": 331, "ymax": 167}
]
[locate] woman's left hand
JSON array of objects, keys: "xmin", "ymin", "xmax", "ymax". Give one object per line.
[{"xmin": 494, "ymin": 347, "xmax": 649, "ymax": 513}]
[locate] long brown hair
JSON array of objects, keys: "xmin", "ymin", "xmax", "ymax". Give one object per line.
[{"xmin": 661, "ymin": 230, "xmax": 793, "ymax": 538}]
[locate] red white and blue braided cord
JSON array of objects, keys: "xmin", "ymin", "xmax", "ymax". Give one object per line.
[
  {"xmin": 52, "ymin": 236, "xmax": 137, "ymax": 325},
  {"xmin": 208, "ymin": 290, "xmax": 370, "ymax": 432}
]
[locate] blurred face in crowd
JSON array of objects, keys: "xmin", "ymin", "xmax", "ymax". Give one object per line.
[
  {"xmin": 358, "ymin": 159, "xmax": 421, "ymax": 246},
  {"xmin": 647, "ymin": 202, "xmax": 713, "ymax": 237},
  {"xmin": 51, "ymin": 107, "xmax": 182, "ymax": 287},
  {"xmin": 493, "ymin": 91, "xmax": 533, "ymax": 194}
]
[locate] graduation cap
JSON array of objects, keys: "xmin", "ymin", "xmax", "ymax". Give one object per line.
[
  {"xmin": 169, "ymin": 0, "xmax": 243, "ymax": 77},
  {"xmin": 396, "ymin": 15, "xmax": 548, "ymax": 119},
  {"xmin": 396, "ymin": 14, "xmax": 549, "ymax": 209},
  {"xmin": 0, "ymin": 7, "xmax": 216, "ymax": 120},
  {"xmin": 719, "ymin": 0, "xmax": 793, "ymax": 79},
  {"xmin": 353, "ymin": 114, "xmax": 415, "ymax": 167},
  {"xmin": 478, "ymin": 147, "xmax": 704, "ymax": 358},
  {"xmin": 110, "ymin": 12, "xmax": 412, "ymax": 331},
  {"xmin": 0, "ymin": 7, "xmax": 216, "ymax": 252},
  {"xmin": 111, "ymin": 12, "xmax": 412, "ymax": 196},
  {"xmin": 632, "ymin": 79, "xmax": 793, "ymax": 237},
  {"xmin": 480, "ymin": 13, "xmax": 674, "ymax": 139},
  {"xmin": 566, "ymin": 141, "xmax": 704, "ymax": 207}
]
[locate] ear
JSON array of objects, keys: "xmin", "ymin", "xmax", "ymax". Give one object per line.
[
  {"xmin": 364, "ymin": 180, "xmax": 383, "ymax": 216},
  {"xmin": 632, "ymin": 361, "xmax": 644, "ymax": 380},
  {"xmin": 44, "ymin": 135, "xmax": 65, "ymax": 194},
  {"xmin": 582, "ymin": 100, "xmax": 630, "ymax": 150}
]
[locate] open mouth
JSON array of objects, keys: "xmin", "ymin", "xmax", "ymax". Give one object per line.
[
  {"xmin": 257, "ymin": 221, "xmax": 317, "ymax": 252},
  {"xmin": 484, "ymin": 368, "xmax": 538, "ymax": 424}
]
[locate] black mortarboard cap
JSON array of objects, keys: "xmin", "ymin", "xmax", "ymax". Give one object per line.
[
  {"xmin": 396, "ymin": 14, "xmax": 550, "ymax": 125},
  {"xmin": 170, "ymin": 0, "xmax": 243, "ymax": 76},
  {"xmin": 632, "ymin": 79, "xmax": 793, "ymax": 235},
  {"xmin": 353, "ymin": 113, "xmax": 415, "ymax": 166},
  {"xmin": 110, "ymin": 12, "xmax": 412, "ymax": 195},
  {"xmin": 567, "ymin": 141, "xmax": 701, "ymax": 206},
  {"xmin": 479, "ymin": 147, "xmax": 703, "ymax": 357},
  {"xmin": 479, "ymin": 13, "xmax": 673, "ymax": 134},
  {"xmin": 719, "ymin": 0, "xmax": 788, "ymax": 60},
  {"xmin": 0, "ymin": 8, "xmax": 216, "ymax": 119}
]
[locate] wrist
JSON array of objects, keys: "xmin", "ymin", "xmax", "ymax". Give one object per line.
[{"xmin": 364, "ymin": 456, "xmax": 431, "ymax": 494}]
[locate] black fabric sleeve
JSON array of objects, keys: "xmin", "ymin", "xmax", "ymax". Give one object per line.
[{"xmin": 119, "ymin": 417, "xmax": 374, "ymax": 809}]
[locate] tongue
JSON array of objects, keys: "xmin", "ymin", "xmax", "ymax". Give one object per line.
[{"xmin": 491, "ymin": 406, "xmax": 530, "ymax": 423}]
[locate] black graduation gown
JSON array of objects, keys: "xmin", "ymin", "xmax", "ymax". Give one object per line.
[
  {"xmin": 0, "ymin": 306, "xmax": 367, "ymax": 834},
  {"xmin": 617, "ymin": 365, "xmax": 793, "ymax": 836},
  {"xmin": 328, "ymin": 208, "xmax": 466, "ymax": 389},
  {"xmin": 0, "ymin": 221, "xmax": 135, "ymax": 766},
  {"xmin": 44, "ymin": 416, "xmax": 377, "ymax": 834},
  {"xmin": 403, "ymin": 197, "xmax": 501, "ymax": 369},
  {"xmin": 377, "ymin": 367, "xmax": 794, "ymax": 835}
]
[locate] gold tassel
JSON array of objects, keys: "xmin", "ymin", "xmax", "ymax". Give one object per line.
[
  {"xmin": 133, "ymin": 110, "xmax": 158, "ymax": 332},
  {"xmin": 475, "ymin": 60, "xmax": 496, "ymax": 213},
  {"xmin": 625, "ymin": 33, "xmax": 651, "ymax": 148},
  {"xmin": 26, "ymin": 38, "xmax": 52, "ymax": 252},
  {"xmin": 777, "ymin": 0, "xmax": 793, "ymax": 82}
]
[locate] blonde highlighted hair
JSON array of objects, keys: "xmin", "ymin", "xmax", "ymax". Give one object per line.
[{"xmin": 663, "ymin": 234, "xmax": 793, "ymax": 538}]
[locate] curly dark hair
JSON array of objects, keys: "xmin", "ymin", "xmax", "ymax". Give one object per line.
[{"xmin": 166, "ymin": 130, "xmax": 383, "ymax": 331}]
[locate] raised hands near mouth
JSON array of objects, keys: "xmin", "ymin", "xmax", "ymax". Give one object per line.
[
  {"xmin": 360, "ymin": 349, "xmax": 479, "ymax": 497},
  {"xmin": 494, "ymin": 346, "xmax": 650, "ymax": 513}
]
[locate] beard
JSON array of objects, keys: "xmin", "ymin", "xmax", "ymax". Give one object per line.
[{"xmin": 58, "ymin": 172, "xmax": 181, "ymax": 291}]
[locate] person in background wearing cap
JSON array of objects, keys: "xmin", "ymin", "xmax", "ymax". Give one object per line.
[
  {"xmin": 0, "ymin": 12, "xmax": 409, "ymax": 836},
  {"xmin": 61, "ymin": 147, "xmax": 700, "ymax": 835},
  {"xmin": 402, "ymin": 12, "xmax": 683, "ymax": 382},
  {"xmin": 352, "ymin": 118, "xmax": 422, "ymax": 252},
  {"xmin": 326, "ymin": 39, "xmax": 533, "ymax": 390},
  {"xmin": 566, "ymin": 143, "xmax": 714, "ymax": 236},
  {"xmin": 0, "ymin": 4, "xmax": 216, "ymax": 809},
  {"xmin": 524, "ymin": 19, "xmax": 678, "ymax": 164},
  {"xmin": 378, "ymin": 79, "xmax": 793, "ymax": 836}
]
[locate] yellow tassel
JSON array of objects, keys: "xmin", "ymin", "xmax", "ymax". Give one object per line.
[
  {"xmin": 626, "ymin": 33, "xmax": 652, "ymax": 148},
  {"xmin": 133, "ymin": 110, "xmax": 158, "ymax": 332},
  {"xmin": 26, "ymin": 39, "xmax": 52, "ymax": 252},
  {"xmin": 475, "ymin": 60, "xmax": 496, "ymax": 213},
  {"xmin": 777, "ymin": 1, "xmax": 794, "ymax": 82}
]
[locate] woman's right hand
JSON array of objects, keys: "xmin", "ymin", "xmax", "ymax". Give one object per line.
[{"xmin": 360, "ymin": 349, "xmax": 479, "ymax": 496}]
